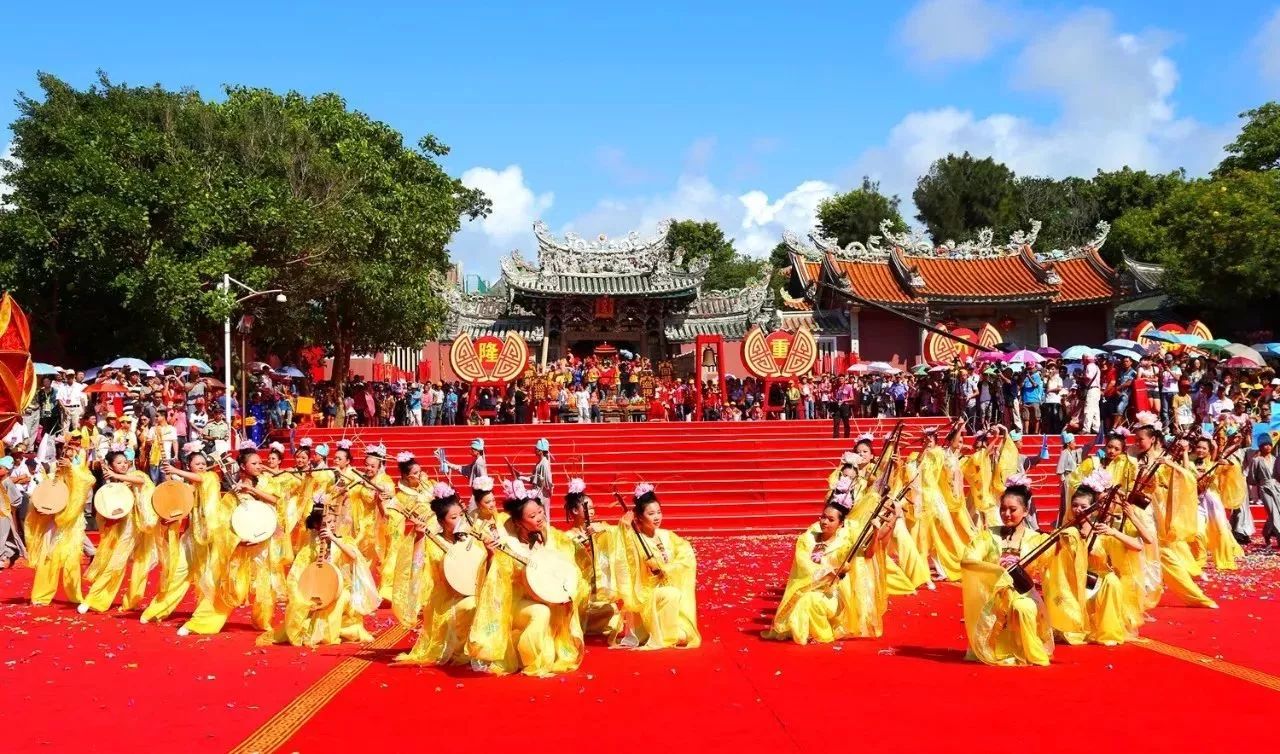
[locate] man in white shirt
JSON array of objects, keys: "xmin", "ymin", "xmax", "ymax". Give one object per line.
[
  {"xmin": 55, "ymin": 370, "xmax": 86, "ymax": 433},
  {"xmin": 1082, "ymin": 354, "xmax": 1101, "ymax": 433},
  {"xmin": 3, "ymin": 420, "xmax": 30, "ymax": 451}
]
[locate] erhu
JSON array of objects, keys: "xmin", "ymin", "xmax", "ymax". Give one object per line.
[{"xmin": 1006, "ymin": 494, "xmax": 1110, "ymax": 594}]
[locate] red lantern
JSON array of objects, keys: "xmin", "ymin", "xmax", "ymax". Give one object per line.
[{"xmin": 997, "ymin": 316, "xmax": 1016, "ymax": 332}]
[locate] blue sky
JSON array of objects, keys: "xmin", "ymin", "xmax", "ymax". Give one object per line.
[{"xmin": 2, "ymin": 0, "xmax": 1278, "ymax": 279}]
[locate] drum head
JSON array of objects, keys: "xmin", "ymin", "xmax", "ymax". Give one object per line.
[
  {"xmin": 524, "ymin": 549, "xmax": 574, "ymax": 604},
  {"xmin": 95, "ymin": 482, "xmax": 135, "ymax": 520},
  {"xmin": 31, "ymin": 479, "xmax": 70, "ymax": 515},
  {"xmin": 151, "ymin": 480, "xmax": 195, "ymax": 521},
  {"xmin": 297, "ymin": 561, "xmax": 343, "ymax": 610},
  {"xmin": 442, "ymin": 539, "xmax": 487, "ymax": 596},
  {"xmin": 231, "ymin": 499, "xmax": 278, "ymax": 544}
]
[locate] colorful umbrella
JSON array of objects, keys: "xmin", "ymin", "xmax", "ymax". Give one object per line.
[
  {"xmin": 1111, "ymin": 348, "xmax": 1143, "ymax": 361},
  {"xmin": 1223, "ymin": 344, "xmax": 1266, "ymax": 366},
  {"xmin": 167, "ymin": 357, "xmax": 213, "ymax": 373},
  {"xmin": 1139, "ymin": 330, "xmax": 1181, "ymax": 344},
  {"xmin": 1103, "ymin": 338, "xmax": 1141, "ymax": 350},
  {"xmin": 34, "ymin": 363, "xmax": 60, "ymax": 376},
  {"xmin": 1061, "ymin": 345, "xmax": 1099, "ymax": 360},
  {"xmin": 83, "ymin": 382, "xmax": 127, "ymax": 395},
  {"xmin": 1006, "ymin": 349, "xmax": 1045, "ymax": 364},
  {"xmin": 976, "ymin": 351, "xmax": 1007, "ymax": 363},
  {"xmin": 1224, "ymin": 356, "xmax": 1262, "ymax": 369},
  {"xmin": 108, "ymin": 357, "xmax": 153, "ymax": 372},
  {"xmin": 846, "ymin": 363, "xmax": 869, "ymax": 373},
  {"xmin": 277, "ymin": 366, "xmax": 306, "ymax": 378},
  {"xmin": 928, "ymin": 364, "xmax": 952, "ymax": 373},
  {"xmin": 1036, "ymin": 346, "xmax": 1062, "ymax": 357}
]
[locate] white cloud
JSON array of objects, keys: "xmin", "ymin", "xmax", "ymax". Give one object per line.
[
  {"xmin": 1254, "ymin": 8, "xmax": 1280, "ymax": 84},
  {"xmin": 899, "ymin": 0, "xmax": 1018, "ymax": 65},
  {"xmin": 595, "ymin": 146, "xmax": 653, "ymax": 185},
  {"xmin": 857, "ymin": 8, "xmax": 1230, "ymax": 218},
  {"xmin": 459, "ymin": 165, "xmax": 553, "ymax": 242}
]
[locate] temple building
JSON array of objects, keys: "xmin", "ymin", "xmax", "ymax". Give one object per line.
[
  {"xmin": 435, "ymin": 220, "xmax": 771, "ymax": 377},
  {"xmin": 416, "ymin": 218, "xmax": 1163, "ymax": 381},
  {"xmin": 777, "ymin": 219, "xmax": 1157, "ymax": 365}
]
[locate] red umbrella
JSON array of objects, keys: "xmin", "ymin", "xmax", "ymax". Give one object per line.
[{"xmin": 83, "ymin": 382, "xmax": 127, "ymax": 394}]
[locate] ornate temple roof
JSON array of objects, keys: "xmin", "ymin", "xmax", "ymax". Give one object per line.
[
  {"xmin": 785, "ymin": 219, "xmax": 1139, "ymax": 309},
  {"xmin": 498, "ymin": 220, "xmax": 707, "ymax": 299},
  {"xmin": 442, "ymin": 220, "xmax": 772, "ymax": 344}
]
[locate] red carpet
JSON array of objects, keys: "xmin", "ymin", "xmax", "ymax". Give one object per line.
[{"xmin": 2, "ymin": 536, "xmax": 1278, "ymax": 754}]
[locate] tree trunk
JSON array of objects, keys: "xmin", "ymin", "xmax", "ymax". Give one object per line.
[{"xmin": 330, "ymin": 326, "xmax": 352, "ymax": 428}]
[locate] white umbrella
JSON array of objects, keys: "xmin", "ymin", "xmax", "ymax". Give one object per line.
[
  {"xmin": 1223, "ymin": 343, "xmax": 1266, "ymax": 367},
  {"xmin": 846, "ymin": 363, "xmax": 869, "ymax": 374},
  {"xmin": 866, "ymin": 361, "xmax": 899, "ymax": 374},
  {"xmin": 1006, "ymin": 349, "xmax": 1045, "ymax": 364}
]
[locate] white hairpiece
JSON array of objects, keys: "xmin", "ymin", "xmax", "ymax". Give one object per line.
[
  {"xmin": 1080, "ymin": 468, "xmax": 1114, "ymax": 494},
  {"xmin": 336, "ymin": 439, "xmax": 353, "ymax": 450},
  {"xmin": 833, "ymin": 477, "xmax": 853, "ymax": 493},
  {"xmin": 502, "ymin": 478, "xmax": 527, "ymax": 501},
  {"xmin": 634, "ymin": 482, "xmax": 656, "ymax": 499},
  {"xmin": 432, "ymin": 481, "xmax": 456, "ymax": 499},
  {"xmin": 830, "ymin": 492, "xmax": 852, "ymax": 510},
  {"xmin": 182, "ymin": 441, "xmax": 204, "ymax": 455},
  {"xmin": 395, "ymin": 451, "xmax": 415, "ymax": 464},
  {"xmin": 298, "ymin": 437, "xmax": 313, "ymax": 448},
  {"xmin": 567, "ymin": 477, "xmax": 586, "ymax": 494},
  {"xmin": 471, "ymin": 475, "xmax": 494, "ymax": 492},
  {"xmin": 855, "ymin": 432, "xmax": 874, "ymax": 443},
  {"xmin": 268, "ymin": 441, "xmax": 286, "ymax": 454},
  {"xmin": 1135, "ymin": 411, "xmax": 1161, "ymax": 431},
  {"xmin": 365, "ymin": 443, "xmax": 387, "ymax": 458},
  {"xmin": 1005, "ymin": 472, "xmax": 1033, "ymax": 489}
]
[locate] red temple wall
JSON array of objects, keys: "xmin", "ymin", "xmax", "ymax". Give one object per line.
[
  {"xmin": 857, "ymin": 310, "xmax": 919, "ymax": 364},
  {"xmin": 1048, "ymin": 306, "xmax": 1108, "ymax": 347}
]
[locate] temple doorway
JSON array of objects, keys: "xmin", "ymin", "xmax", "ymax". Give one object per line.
[{"xmin": 568, "ymin": 339, "xmax": 639, "ymax": 361}]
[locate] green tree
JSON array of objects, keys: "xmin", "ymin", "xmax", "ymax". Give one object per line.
[
  {"xmin": 0, "ymin": 73, "xmax": 487, "ymax": 415},
  {"xmin": 1010, "ymin": 176, "xmax": 1099, "ymax": 252},
  {"xmin": 815, "ymin": 177, "xmax": 907, "ymax": 247},
  {"xmin": 913, "ymin": 152, "xmax": 1021, "ymax": 244},
  {"xmin": 1215, "ymin": 102, "xmax": 1280, "ymax": 175},
  {"xmin": 668, "ymin": 219, "xmax": 765, "ymax": 290},
  {"xmin": 1087, "ymin": 166, "xmax": 1185, "ymax": 262},
  {"xmin": 1156, "ymin": 171, "xmax": 1280, "ymax": 315}
]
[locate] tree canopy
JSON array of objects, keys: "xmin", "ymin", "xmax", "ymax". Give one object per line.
[
  {"xmin": 815, "ymin": 177, "xmax": 907, "ymax": 247},
  {"xmin": 668, "ymin": 219, "xmax": 766, "ymax": 290},
  {"xmin": 913, "ymin": 152, "xmax": 1021, "ymax": 244},
  {"xmin": 1215, "ymin": 103, "xmax": 1280, "ymax": 175},
  {"xmin": 0, "ymin": 73, "xmax": 487, "ymax": 403}
]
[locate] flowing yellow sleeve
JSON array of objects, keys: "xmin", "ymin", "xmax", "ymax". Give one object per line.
[
  {"xmin": 466, "ymin": 545, "xmax": 518, "ymax": 673},
  {"xmin": 1163, "ymin": 463, "xmax": 1199, "ymax": 542},
  {"xmin": 392, "ymin": 531, "xmax": 431, "ymax": 627},
  {"xmin": 341, "ymin": 537, "xmax": 381, "ymax": 616}
]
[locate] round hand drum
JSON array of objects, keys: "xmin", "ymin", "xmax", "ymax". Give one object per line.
[
  {"xmin": 94, "ymin": 482, "xmax": 135, "ymax": 521},
  {"xmin": 442, "ymin": 538, "xmax": 487, "ymax": 597},
  {"xmin": 231, "ymin": 498, "xmax": 277, "ymax": 545},
  {"xmin": 297, "ymin": 560, "xmax": 343, "ymax": 610},
  {"xmin": 523, "ymin": 548, "xmax": 575, "ymax": 605},
  {"xmin": 151, "ymin": 480, "xmax": 195, "ymax": 521},
  {"xmin": 31, "ymin": 478, "xmax": 70, "ymax": 515}
]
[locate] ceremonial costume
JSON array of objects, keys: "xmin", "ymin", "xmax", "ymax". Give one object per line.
[
  {"xmin": 81, "ymin": 469, "xmax": 156, "ymax": 613},
  {"xmin": 467, "ymin": 518, "xmax": 585, "ymax": 677},
  {"xmin": 259, "ymin": 529, "xmax": 378, "ymax": 648},
  {"xmin": 764, "ymin": 525, "xmax": 853, "ymax": 644},
  {"xmin": 394, "ymin": 526, "xmax": 480, "ymax": 666},
  {"xmin": 962, "ymin": 525, "xmax": 1054, "ymax": 667},
  {"xmin": 611, "ymin": 487, "xmax": 700, "ymax": 650},
  {"xmin": 27, "ymin": 455, "xmax": 95, "ymax": 605}
]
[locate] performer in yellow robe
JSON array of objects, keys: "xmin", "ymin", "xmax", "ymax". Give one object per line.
[
  {"xmin": 385, "ymin": 452, "xmax": 434, "ymax": 602},
  {"xmin": 261, "ymin": 442, "xmax": 301, "ymax": 595},
  {"xmin": 345, "ymin": 443, "xmax": 394, "ymax": 570},
  {"xmin": 914, "ymin": 430, "xmax": 966, "ymax": 581},
  {"xmin": 943, "ymin": 427, "xmax": 976, "ymax": 546},
  {"xmin": 988, "ymin": 426, "xmax": 1020, "ymax": 506},
  {"xmin": 611, "ymin": 483, "xmax": 700, "ymax": 649},
  {"xmin": 27, "ymin": 439, "xmax": 95, "ymax": 606},
  {"xmin": 563, "ymin": 478, "xmax": 623, "ymax": 640},
  {"xmin": 179, "ymin": 448, "xmax": 282, "ymax": 635},
  {"xmin": 1145, "ymin": 442, "xmax": 1217, "ymax": 608},
  {"xmin": 467, "ymin": 492, "xmax": 585, "ymax": 677},
  {"xmin": 961, "ymin": 432, "xmax": 997, "ymax": 528},
  {"xmin": 1067, "ymin": 433, "xmax": 1137, "ymax": 502},
  {"xmin": 393, "ymin": 490, "xmax": 482, "ymax": 665},
  {"xmin": 79, "ymin": 450, "xmax": 156, "ymax": 614},
  {"xmin": 471, "ymin": 476, "xmax": 509, "ymax": 537},
  {"xmin": 962, "ymin": 478, "xmax": 1054, "ymax": 667},
  {"xmin": 140, "ymin": 454, "xmax": 204, "ymax": 624},
  {"xmin": 764, "ymin": 503, "xmax": 853, "ymax": 644},
  {"xmin": 1191, "ymin": 437, "xmax": 1244, "ymax": 570},
  {"xmin": 1071, "ymin": 483, "xmax": 1154, "ymax": 645},
  {"xmin": 259, "ymin": 486, "xmax": 379, "ymax": 648}
]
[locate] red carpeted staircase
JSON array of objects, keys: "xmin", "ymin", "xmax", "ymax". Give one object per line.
[{"xmin": 270, "ymin": 419, "xmax": 1070, "ymax": 535}]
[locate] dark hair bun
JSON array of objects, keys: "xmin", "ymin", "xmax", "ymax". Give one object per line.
[{"xmin": 1003, "ymin": 483, "xmax": 1033, "ymax": 506}]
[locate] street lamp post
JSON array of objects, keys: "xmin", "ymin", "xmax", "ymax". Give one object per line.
[{"xmin": 221, "ymin": 274, "xmax": 286, "ymax": 421}]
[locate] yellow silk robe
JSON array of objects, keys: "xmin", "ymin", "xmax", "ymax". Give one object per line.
[
  {"xmin": 467, "ymin": 521, "xmax": 585, "ymax": 677},
  {"xmin": 1150, "ymin": 462, "xmax": 1217, "ymax": 608},
  {"xmin": 384, "ymin": 481, "xmax": 434, "ymax": 601},
  {"xmin": 27, "ymin": 459, "xmax": 95, "ymax": 605},
  {"xmin": 914, "ymin": 447, "xmax": 966, "ymax": 581},
  {"xmin": 612, "ymin": 525, "xmax": 701, "ymax": 649},
  {"xmin": 258, "ymin": 533, "xmax": 378, "ymax": 647},
  {"xmin": 878, "ymin": 461, "xmax": 930, "ymax": 595},
  {"xmin": 989, "ymin": 437, "xmax": 1020, "ymax": 501},
  {"xmin": 764, "ymin": 527, "xmax": 852, "ymax": 644},
  {"xmin": 943, "ymin": 448, "xmax": 976, "ymax": 545},
  {"xmin": 392, "ymin": 530, "xmax": 479, "ymax": 665},
  {"xmin": 568, "ymin": 523, "xmax": 623, "ymax": 639},
  {"xmin": 1084, "ymin": 531, "xmax": 1141, "ymax": 646},
  {"xmin": 1038, "ymin": 527, "xmax": 1090, "ymax": 646},
  {"xmin": 346, "ymin": 468, "xmax": 394, "ymax": 568},
  {"xmin": 1200, "ymin": 460, "xmax": 1244, "ymax": 570},
  {"xmin": 139, "ymin": 494, "xmax": 190, "ymax": 623},
  {"xmin": 962, "ymin": 450, "xmax": 997, "ymax": 527},
  {"xmin": 962, "ymin": 527, "xmax": 1054, "ymax": 667},
  {"xmin": 81, "ymin": 471, "xmax": 157, "ymax": 612},
  {"xmin": 268, "ymin": 471, "xmax": 304, "ymax": 591}
]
